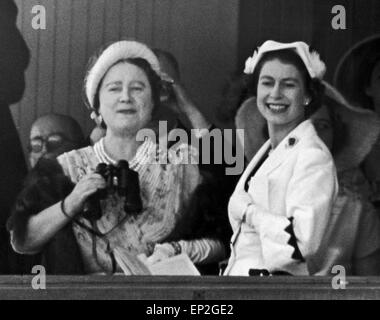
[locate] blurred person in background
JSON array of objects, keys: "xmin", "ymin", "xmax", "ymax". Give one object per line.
[
  {"xmin": 28, "ymin": 113, "xmax": 85, "ymax": 168},
  {"xmin": 334, "ymin": 35, "xmax": 380, "ymax": 208},
  {"xmin": 0, "ymin": 0, "xmax": 30, "ymax": 274}
]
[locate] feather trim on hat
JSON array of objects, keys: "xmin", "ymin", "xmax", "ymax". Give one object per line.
[
  {"xmin": 243, "ymin": 40, "xmax": 326, "ymax": 80},
  {"xmin": 244, "ymin": 49, "xmax": 259, "ymax": 74},
  {"xmin": 309, "ymin": 51, "xmax": 326, "ymax": 79}
]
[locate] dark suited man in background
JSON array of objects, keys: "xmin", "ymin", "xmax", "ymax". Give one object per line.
[{"xmin": 0, "ymin": 0, "xmax": 30, "ymax": 273}]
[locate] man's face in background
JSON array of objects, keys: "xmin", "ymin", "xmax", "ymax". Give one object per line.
[{"xmin": 28, "ymin": 116, "xmax": 81, "ymax": 168}]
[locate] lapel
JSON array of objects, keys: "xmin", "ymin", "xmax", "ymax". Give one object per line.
[
  {"xmin": 236, "ymin": 139, "xmax": 271, "ymax": 191},
  {"xmin": 260, "ymin": 120, "xmax": 315, "ymax": 176},
  {"xmin": 238, "ymin": 120, "xmax": 315, "ymax": 191}
]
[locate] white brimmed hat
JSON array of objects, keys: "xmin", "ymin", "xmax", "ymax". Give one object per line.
[
  {"xmin": 244, "ymin": 40, "xmax": 326, "ymax": 80},
  {"xmin": 84, "ymin": 40, "xmax": 161, "ymax": 112}
]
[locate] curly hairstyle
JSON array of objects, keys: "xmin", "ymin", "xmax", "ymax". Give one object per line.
[
  {"xmin": 81, "ymin": 41, "xmax": 164, "ymax": 129},
  {"xmin": 247, "ymin": 49, "xmax": 325, "ymax": 118},
  {"xmin": 89, "ymin": 58, "xmax": 162, "ymax": 129},
  {"xmin": 218, "ymin": 49, "xmax": 326, "ymax": 124}
]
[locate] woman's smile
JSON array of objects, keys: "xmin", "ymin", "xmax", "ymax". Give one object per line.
[
  {"xmin": 257, "ymin": 59, "xmax": 308, "ymax": 130},
  {"xmin": 266, "ymin": 103, "xmax": 289, "ymax": 113},
  {"xmin": 116, "ymin": 108, "xmax": 137, "ymax": 115}
]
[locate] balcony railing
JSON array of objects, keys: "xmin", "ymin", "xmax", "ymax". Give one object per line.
[{"xmin": 1, "ymin": 275, "xmax": 380, "ymax": 299}]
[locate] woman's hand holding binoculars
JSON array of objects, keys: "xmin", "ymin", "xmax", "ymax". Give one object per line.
[{"xmin": 64, "ymin": 172, "xmax": 106, "ymax": 218}]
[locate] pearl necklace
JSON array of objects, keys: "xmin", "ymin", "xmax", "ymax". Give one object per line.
[
  {"xmin": 94, "ymin": 138, "xmax": 116, "ymax": 165},
  {"xmin": 94, "ymin": 137, "xmax": 155, "ymax": 168}
]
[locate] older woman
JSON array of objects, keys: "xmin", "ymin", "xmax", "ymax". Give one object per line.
[
  {"xmin": 8, "ymin": 40, "xmax": 225, "ymax": 274},
  {"xmin": 224, "ymin": 41, "xmax": 338, "ymax": 276}
]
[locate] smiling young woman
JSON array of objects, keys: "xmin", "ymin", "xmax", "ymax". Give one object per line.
[
  {"xmin": 224, "ymin": 41, "xmax": 338, "ymax": 276},
  {"xmin": 8, "ymin": 40, "xmax": 227, "ymax": 275},
  {"xmin": 256, "ymin": 58, "xmax": 309, "ymax": 148}
]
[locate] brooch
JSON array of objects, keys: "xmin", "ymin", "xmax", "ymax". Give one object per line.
[{"xmin": 287, "ymin": 137, "xmax": 298, "ymax": 148}]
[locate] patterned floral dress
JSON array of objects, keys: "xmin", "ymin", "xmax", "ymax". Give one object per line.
[{"xmin": 57, "ymin": 138, "xmax": 203, "ymax": 273}]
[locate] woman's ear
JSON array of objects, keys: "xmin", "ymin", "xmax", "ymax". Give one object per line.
[{"xmin": 304, "ymin": 96, "xmax": 311, "ymax": 106}]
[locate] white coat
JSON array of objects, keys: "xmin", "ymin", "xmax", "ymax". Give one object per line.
[{"xmin": 225, "ymin": 120, "xmax": 338, "ymax": 275}]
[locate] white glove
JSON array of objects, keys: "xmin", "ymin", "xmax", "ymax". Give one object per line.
[{"xmin": 144, "ymin": 243, "xmax": 176, "ymax": 265}]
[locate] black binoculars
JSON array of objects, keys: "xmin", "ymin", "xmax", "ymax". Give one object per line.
[{"xmin": 82, "ymin": 160, "xmax": 143, "ymax": 220}]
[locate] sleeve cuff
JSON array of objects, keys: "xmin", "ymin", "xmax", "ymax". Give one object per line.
[
  {"xmin": 285, "ymin": 217, "xmax": 305, "ymax": 262},
  {"xmin": 245, "ymin": 206, "xmax": 304, "ymax": 262}
]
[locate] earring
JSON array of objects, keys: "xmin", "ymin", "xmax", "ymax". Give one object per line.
[
  {"xmin": 90, "ymin": 111, "xmax": 103, "ymax": 126},
  {"xmin": 97, "ymin": 115, "xmax": 103, "ymax": 126},
  {"xmin": 304, "ymin": 99, "xmax": 310, "ymax": 106}
]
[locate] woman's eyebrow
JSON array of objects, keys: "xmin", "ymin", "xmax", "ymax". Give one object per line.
[
  {"xmin": 104, "ymin": 80, "xmax": 147, "ymax": 87},
  {"xmin": 104, "ymin": 80, "xmax": 122, "ymax": 87},
  {"xmin": 130, "ymin": 80, "xmax": 146, "ymax": 86},
  {"xmin": 259, "ymin": 75, "xmax": 274, "ymax": 80},
  {"xmin": 259, "ymin": 75, "xmax": 300, "ymax": 83},
  {"xmin": 281, "ymin": 77, "xmax": 300, "ymax": 83}
]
